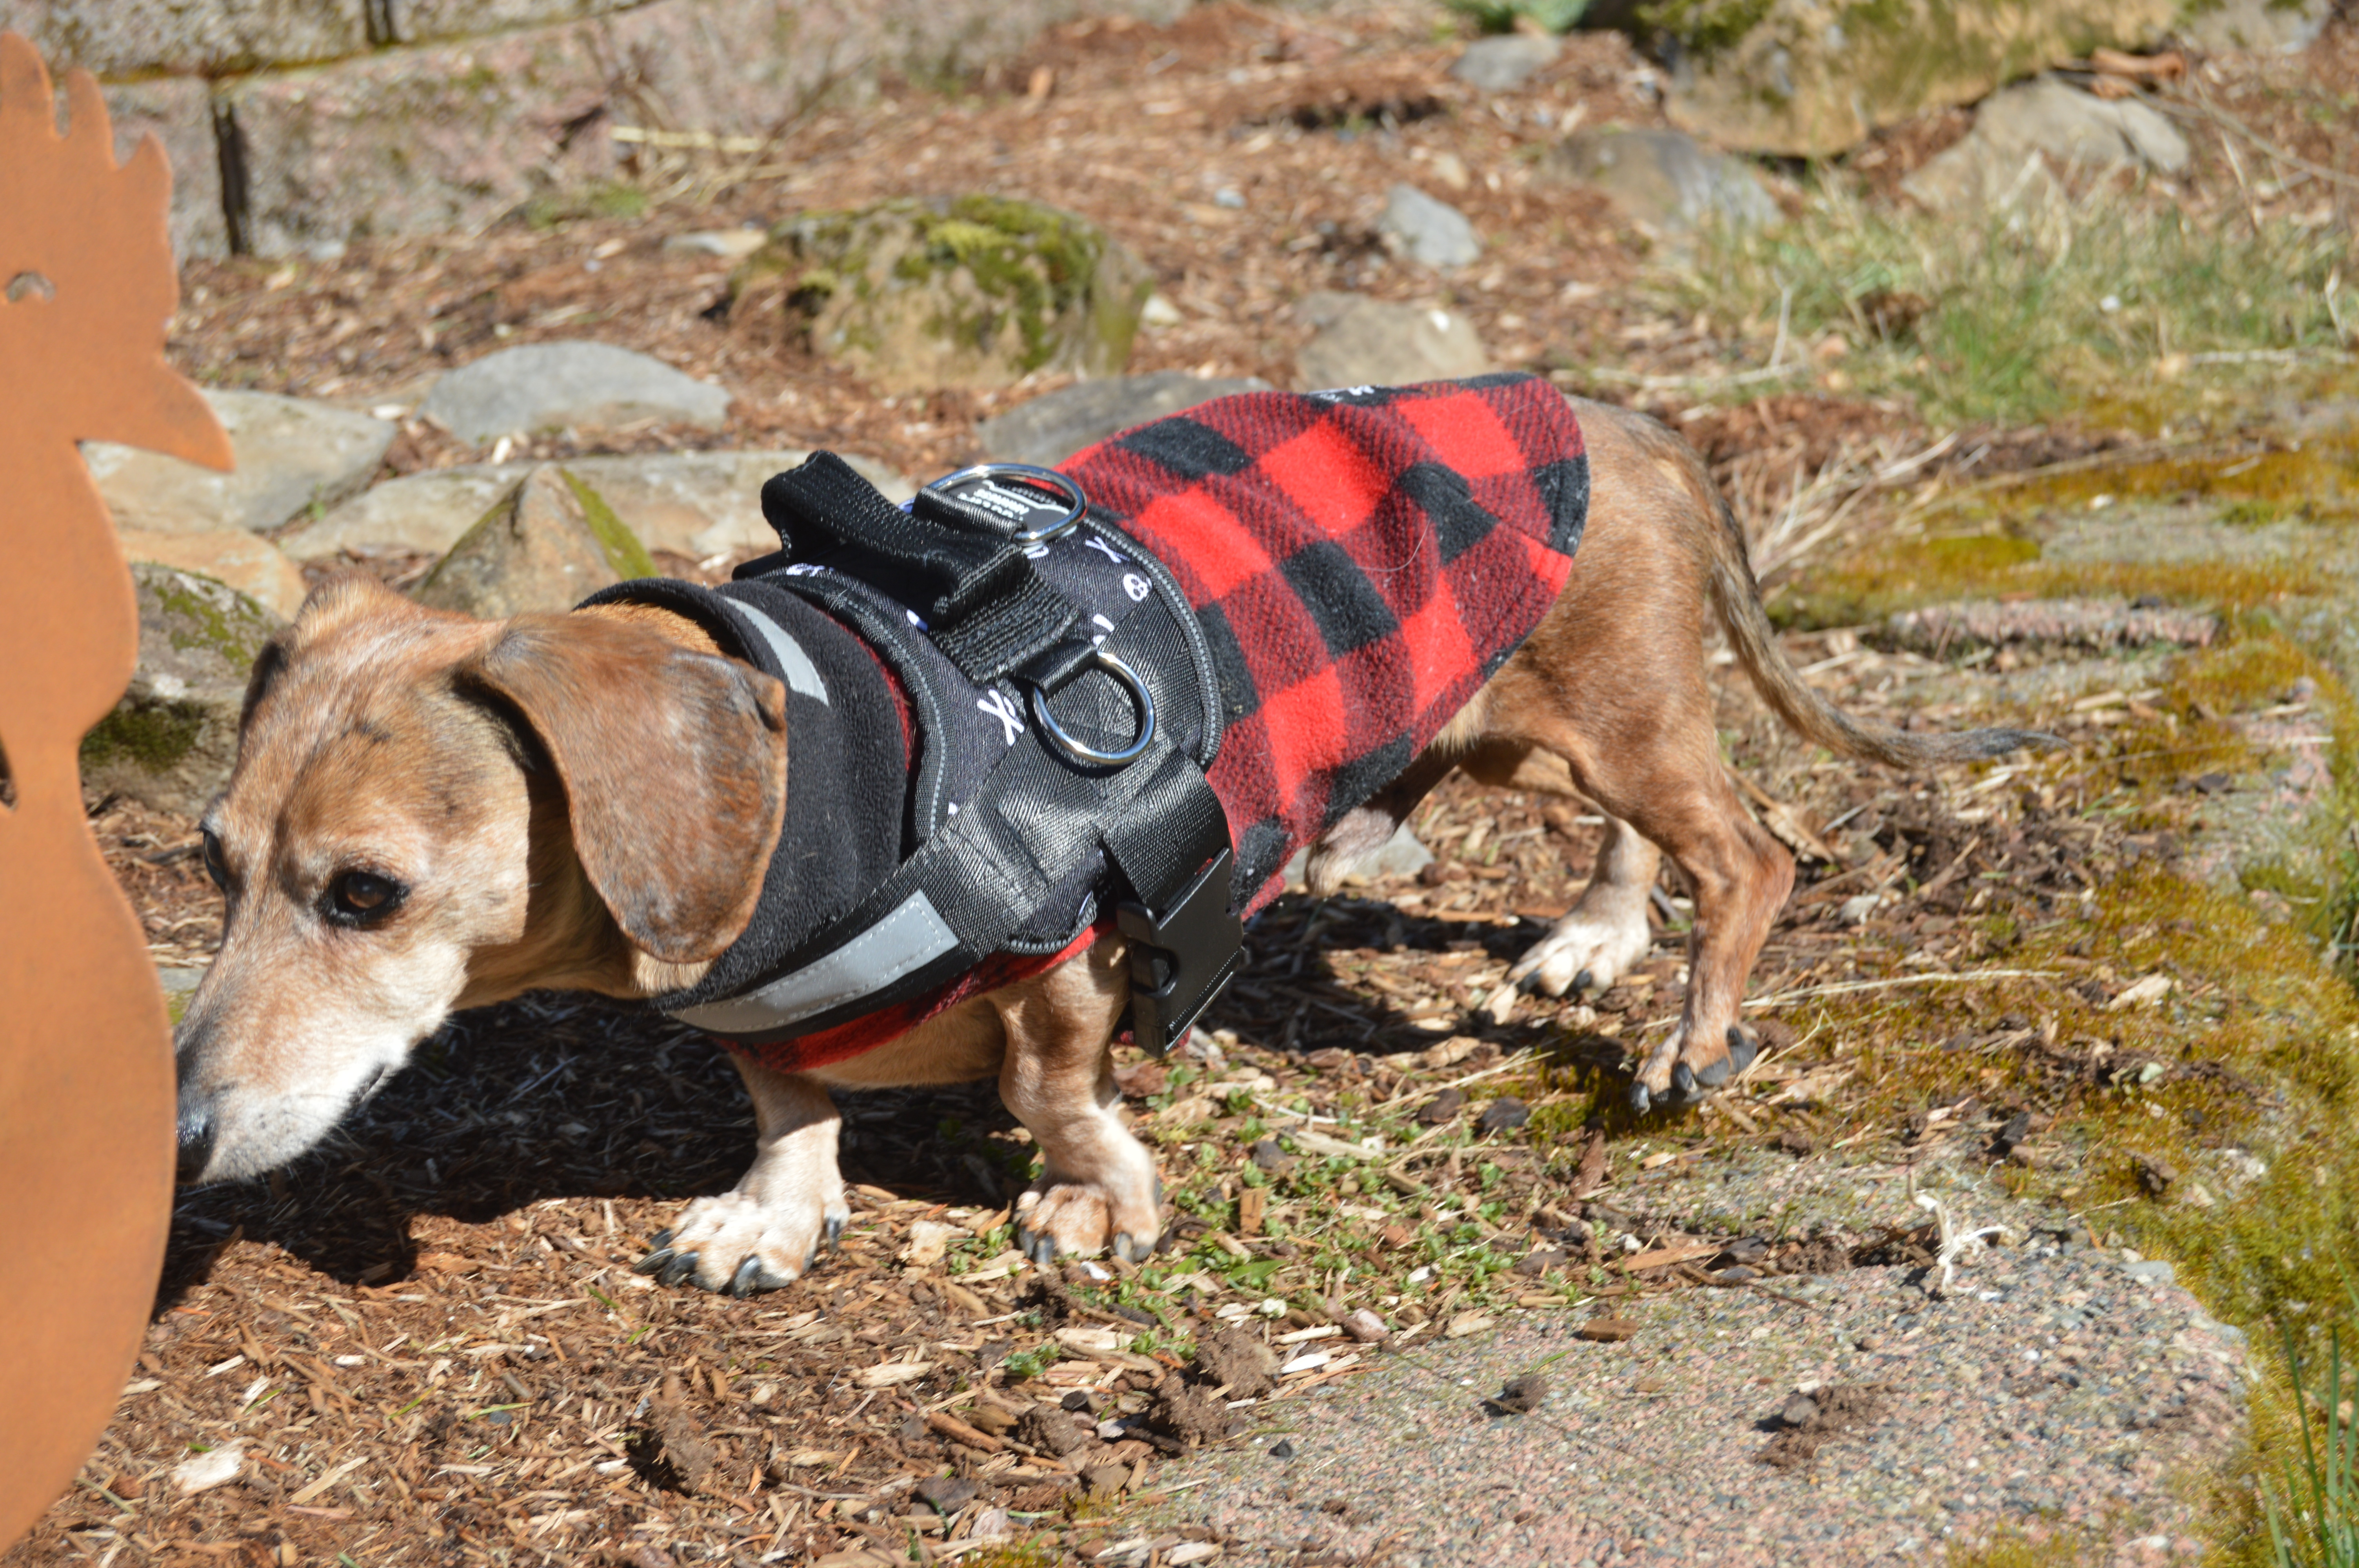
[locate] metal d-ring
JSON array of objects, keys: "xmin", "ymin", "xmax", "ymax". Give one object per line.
[
  {"xmin": 924, "ymin": 462, "xmax": 1088, "ymax": 543},
  {"xmin": 1028, "ymin": 648, "xmax": 1156, "ymax": 768}
]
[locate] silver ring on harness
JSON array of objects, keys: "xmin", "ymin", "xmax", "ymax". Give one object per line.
[
  {"xmin": 924, "ymin": 463, "xmax": 1088, "ymax": 543},
  {"xmin": 1028, "ymin": 649, "xmax": 1156, "ymax": 768}
]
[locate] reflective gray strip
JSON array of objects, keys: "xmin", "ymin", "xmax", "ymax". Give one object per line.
[
  {"xmin": 732, "ymin": 600, "xmax": 829, "ymax": 705},
  {"xmin": 667, "ymin": 890, "xmax": 956, "ymax": 1035}
]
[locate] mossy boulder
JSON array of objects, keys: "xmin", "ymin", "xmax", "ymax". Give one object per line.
[
  {"xmin": 737, "ymin": 195, "xmax": 1152, "ymax": 393},
  {"xmin": 413, "ymin": 465, "xmax": 654, "ymax": 621},
  {"xmin": 83, "ymin": 564, "xmax": 284, "ymax": 818},
  {"xmin": 1647, "ymin": 0, "xmax": 2177, "ymax": 158}
]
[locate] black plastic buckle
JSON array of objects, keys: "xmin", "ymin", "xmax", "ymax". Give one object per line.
[{"xmin": 1116, "ymin": 847, "xmax": 1244, "ymax": 1058}]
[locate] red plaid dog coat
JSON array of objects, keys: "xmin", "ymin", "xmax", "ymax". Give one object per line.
[{"xmin": 730, "ymin": 373, "xmax": 1587, "ymax": 1071}]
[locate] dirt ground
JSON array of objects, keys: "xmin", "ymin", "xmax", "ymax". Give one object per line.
[{"xmin": 16, "ymin": 2, "xmax": 2359, "ymax": 1565}]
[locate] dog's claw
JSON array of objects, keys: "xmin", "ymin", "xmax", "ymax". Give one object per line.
[
  {"xmin": 1628, "ymin": 1080, "xmax": 1652, "ymax": 1114},
  {"xmin": 824, "ymin": 1214, "xmax": 845, "ymax": 1248},
  {"xmin": 1672, "ymin": 1060, "xmax": 1697, "ymax": 1102},
  {"xmin": 659, "ymin": 1251, "xmax": 700, "ymax": 1288},
  {"xmin": 1112, "ymin": 1232, "xmax": 1152, "ymax": 1265},
  {"xmin": 632, "ymin": 1246, "xmax": 676, "ymax": 1277},
  {"xmin": 1727, "ymin": 1024, "xmax": 1762, "ymax": 1076},
  {"xmin": 1018, "ymin": 1229, "xmax": 1056, "ymax": 1267},
  {"xmin": 1573, "ymin": 967, "xmax": 1596, "ymax": 995},
  {"xmin": 649, "ymin": 1228, "xmax": 673, "ymax": 1249},
  {"xmin": 727, "ymin": 1256, "xmax": 764, "ymax": 1298}
]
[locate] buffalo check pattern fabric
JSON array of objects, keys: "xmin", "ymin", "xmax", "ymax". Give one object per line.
[
  {"xmin": 1064, "ymin": 372, "xmax": 1589, "ymax": 918},
  {"xmin": 725, "ymin": 373, "xmax": 1587, "ymax": 1074}
]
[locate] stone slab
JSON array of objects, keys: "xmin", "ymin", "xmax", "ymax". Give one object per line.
[
  {"xmin": 1448, "ymin": 33, "xmax": 1560, "ymax": 92},
  {"xmin": 220, "ymin": 0, "xmax": 1190, "ymax": 257},
  {"xmin": 1377, "ymin": 183, "xmax": 1481, "ymax": 269},
  {"xmin": 0, "ymin": 0, "xmax": 367, "ymax": 76},
  {"xmin": 119, "ymin": 527, "xmax": 311, "ymax": 620},
  {"xmin": 94, "ymin": 77, "xmax": 228, "ymax": 263},
  {"xmin": 1545, "ymin": 125, "xmax": 1778, "ymax": 235},
  {"xmin": 1294, "ymin": 292, "xmax": 1492, "ymax": 392},
  {"xmin": 277, "ymin": 449, "xmax": 913, "ymax": 562},
  {"xmin": 420, "ymin": 341, "xmax": 732, "ymax": 442},
  {"xmin": 1902, "ymin": 76, "xmax": 2190, "ymax": 213},
  {"xmin": 976, "ymin": 372, "xmax": 1270, "ymax": 467},
  {"xmin": 393, "ymin": 0, "xmax": 646, "ymax": 45},
  {"xmin": 86, "ymin": 390, "xmax": 396, "ymax": 537}
]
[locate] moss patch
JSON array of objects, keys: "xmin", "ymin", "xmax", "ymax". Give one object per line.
[
  {"xmin": 1773, "ymin": 529, "xmax": 2315, "ymax": 628},
  {"xmin": 558, "ymin": 468, "xmax": 656, "ymax": 582},
  {"xmin": 144, "ymin": 568, "xmax": 277, "ymax": 672},
  {"xmin": 743, "ymin": 194, "xmax": 1147, "ymax": 392},
  {"xmin": 82, "ymin": 699, "xmax": 207, "ymax": 774}
]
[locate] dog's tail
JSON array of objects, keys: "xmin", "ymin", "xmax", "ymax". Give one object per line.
[{"xmin": 1674, "ymin": 437, "xmax": 2064, "ymax": 768}]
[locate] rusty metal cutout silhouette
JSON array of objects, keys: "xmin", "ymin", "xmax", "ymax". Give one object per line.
[{"xmin": 0, "ymin": 32, "xmax": 233, "ymax": 1549}]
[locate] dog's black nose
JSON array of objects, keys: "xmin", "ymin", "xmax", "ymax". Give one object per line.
[{"xmin": 175, "ymin": 1109, "xmax": 216, "ymax": 1187}]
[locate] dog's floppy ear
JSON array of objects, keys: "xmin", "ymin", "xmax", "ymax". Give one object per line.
[{"xmin": 463, "ymin": 613, "xmax": 787, "ymax": 965}]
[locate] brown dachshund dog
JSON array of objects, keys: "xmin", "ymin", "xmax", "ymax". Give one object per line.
[{"xmin": 172, "ymin": 399, "xmax": 2045, "ymax": 1292}]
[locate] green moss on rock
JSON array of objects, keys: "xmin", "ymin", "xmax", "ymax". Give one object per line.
[
  {"xmin": 738, "ymin": 195, "xmax": 1150, "ymax": 393},
  {"xmin": 81, "ymin": 699, "xmax": 207, "ymax": 775},
  {"xmin": 560, "ymin": 468, "xmax": 657, "ymax": 581}
]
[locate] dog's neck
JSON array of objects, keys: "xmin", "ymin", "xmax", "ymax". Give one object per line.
[{"xmin": 456, "ymin": 595, "xmax": 912, "ymax": 1009}]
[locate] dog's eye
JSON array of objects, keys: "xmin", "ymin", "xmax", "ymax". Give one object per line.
[
  {"xmin": 199, "ymin": 829, "xmax": 228, "ymax": 890},
  {"xmin": 327, "ymin": 871, "xmax": 404, "ymax": 925}
]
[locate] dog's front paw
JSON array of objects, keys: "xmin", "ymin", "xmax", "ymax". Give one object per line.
[
  {"xmin": 1628, "ymin": 1023, "xmax": 1761, "ymax": 1113},
  {"xmin": 1014, "ymin": 1171, "xmax": 1162, "ymax": 1268},
  {"xmin": 634, "ymin": 1184, "xmax": 850, "ymax": 1297}
]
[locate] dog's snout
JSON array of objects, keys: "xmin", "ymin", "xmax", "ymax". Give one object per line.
[{"xmin": 175, "ymin": 1106, "xmax": 216, "ymax": 1187}]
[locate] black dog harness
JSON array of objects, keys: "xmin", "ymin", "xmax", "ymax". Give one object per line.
[{"xmin": 585, "ymin": 453, "xmax": 1245, "ymax": 1058}]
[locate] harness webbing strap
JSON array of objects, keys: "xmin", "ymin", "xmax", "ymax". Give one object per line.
[{"xmin": 760, "ymin": 452, "xmax": 1076, "ymax": 683}]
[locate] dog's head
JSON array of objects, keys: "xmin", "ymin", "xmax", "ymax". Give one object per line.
[{"xmin": 173, "ymin": 575, "xmax": 786, "ymax": 1185}]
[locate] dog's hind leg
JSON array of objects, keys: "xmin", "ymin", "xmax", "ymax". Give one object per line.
[
  {"xmin": 997, "ymin": 936, "xmax": 1163, "ymax": 1265},
  {"xmin": 635, "ymin": 1058, "xmax": 851, "ymax": 1295}
]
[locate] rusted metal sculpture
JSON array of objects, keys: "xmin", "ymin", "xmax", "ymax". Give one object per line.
[{"xmin": 0, "ymin": 31, "xmax": 233, "ymax": 1548}]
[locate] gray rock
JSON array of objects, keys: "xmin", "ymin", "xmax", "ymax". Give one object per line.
[
  {"xmin": 2123, "ymin": 1258, "xmax": 2177, "ymax": 1285},
  {"xmin": 1901, "ymin": 77, "xmax": 2190, "ymax": 212},
  {"xmin": 1295, "ymin": 292, "xmax": 1492, "ymax": 391},
  {"xmin": 413, "ymin": 465, "xmax": 655, "ymax": 620},
  {"xmin": 1448, "ymin": 33, "xmax": 1561, "ymax": 92},
  {"xmin": 83, "ymin": 564, "xmax": 283, "ymax": 817},
  {"xmin": 1545, "ymin": 127, "xmax": 1779, "ymax": 235},
  {"xmin": 744, "ymin": 195, "xmax": 1151, "ymax": 394},
  {"xmin": 420, "ymin": 341, "xmax": 732, "ymax": 444},
  {"xmin": 1658, "ymin": 0, "xmax": 2177, "ymax": 157},
  {"xmin": 277, "ymin": 450, "xmax": 914, "ymax": 563},
  {"xmin": 2177, "ymin": 0, "xmax": 2332, "ymax": 53},
  {"xmin": 1377, "ymin": 184, "xmax": 1481, "ymax": 269},
  {"xmin": 976, "ymin": 372, "xmax": 1272, "ymax": 467},
  {"xmin": 84, "ymin": 390, "xmax": 394, "ymax": 537}
]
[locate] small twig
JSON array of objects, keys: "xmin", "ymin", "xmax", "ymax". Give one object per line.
[{"xmin": 1673, "ymin": 1262, "xmax": 1825, "ymax": 1310}]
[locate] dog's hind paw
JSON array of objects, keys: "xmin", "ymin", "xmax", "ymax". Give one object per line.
[{"xmin": 645, "ymin": 1185, "xmax": 850, "ymax": 1296}]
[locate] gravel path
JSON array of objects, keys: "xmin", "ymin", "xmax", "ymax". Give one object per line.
[{"xmin": 1158, "ymin": 1205, "xmax": 2250, "ymax": 1565}]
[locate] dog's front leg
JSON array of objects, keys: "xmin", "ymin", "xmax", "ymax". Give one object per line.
[
  {"xmin": 636, "ymin": 1055, "xmax": 849, "ymax": 1296},
  {"xmin": 998, "ymin": 937, "xmax": 1163, "ymax": 1266}
]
